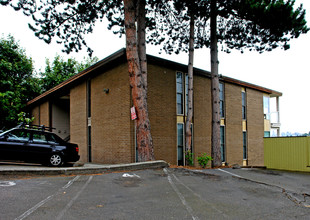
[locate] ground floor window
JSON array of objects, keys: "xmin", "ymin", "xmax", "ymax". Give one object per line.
[
  {"xmin": 243, "ymin": 131, "xmax": 247, "ymax": 160},
  {"xmin": 264, "ymin": 131, "xmax": 270, "ymax": 137},
  {"xmin": 177, "ymin": 123, "xmax": 184, "ymax": 166}
]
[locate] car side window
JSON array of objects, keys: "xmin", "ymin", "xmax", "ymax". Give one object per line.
[
  {"xmin": 7, "ymin": 130, "xmax": 31, "ymax": 142},
  {"xmin": 46, "ymin": 133, "xmax": 58, "ymax": 144},
  {"xmin": 32, "ymin": 132, "xmax": 48, "ymax": 143}
]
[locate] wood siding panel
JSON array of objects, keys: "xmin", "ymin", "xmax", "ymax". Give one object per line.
[{"xmin": 264, "ymin": 137, "xmax": 310, "ymax": 172}]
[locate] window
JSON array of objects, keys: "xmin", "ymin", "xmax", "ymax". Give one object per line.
[
  {"xmin": 33, "ymin": 132, "xmax": 48, "ymax": 143},
  {"xmin": 264, "ymin": 131, "xmax": 270, "ymax": 137},
  {"xmin": 177, "ymin": 123, "xmax": 184, "ymax": 165},
  {"xmin": 219, "ymin": 83, "xmax": 225, "ymax": 118},
  {"xmin": 242, "ymin": 91, "xmax": 246, "ymax": 120},
  {"xmin": 185, "ymin": 74, "xmax": 189, "ymax": 115},
  {"xmin": 176, "ymin": 72, "xmax": 184, "ymax": 115},
  {"xmin": 243, "ymin": 131, "xmax": 247, "ymax": 160},
  {"xmin": 263, "ymin": 96, "xmax": 270, "ymax": 119},
  {"xmin": 220, "ymin": 126, "xmax": 225, "ymax": 162},
  {"xmin": 176, "ymin": 72, "xmax": 190, "ymax": 115},
  {"xmin": 7, "ymin": 130, "xmax": 30, "ymax": 142}
]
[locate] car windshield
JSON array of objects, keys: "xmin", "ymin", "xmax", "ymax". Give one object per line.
[
  {"xmin": 0, "ymin": 128, "xmax": 15, "ymax": 136},
  {"xmin": 5, "ymin": 129, "xmax": 31, "ymax": 142}
]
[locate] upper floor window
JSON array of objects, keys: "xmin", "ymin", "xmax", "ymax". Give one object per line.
[
  {"xmin": 176, "ymin": 72, "xmax": 183, "ymax": 115},
  {"xmin": 242, "ymin": 90, "xmax": 246, "ymax": 120},
  {"xmin": 176, "ymin": 72, "xmax": 189, "ymax": 115},
  {"xmin": 185, "ymin": 74, "xmax": 189, "ymax": 115},
  {"xmin": 219, "ymin": 83, "xmax": 225, "ymax": 118},
  {"xmin": 263, "ymin": 96, "xmax": 270, "ymax": 120}
]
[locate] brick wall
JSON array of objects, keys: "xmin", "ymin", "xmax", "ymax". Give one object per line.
[
  {"xmin": 28, "ymin": 59, "xmax": 266, "ymax": 167},
  {"xmin": 39, "ymin": 102, "xmax": 50, "ymax": 127},
  {"xmin": 31, "ymin": 106, "xmax": 40, "ymax": 125},
  {"xmin": 225, "ymin": 83, "xmax": 243, "ymax": 165},
  {"xmin": 193, "ymin": 75, "xmax": 212, "ymax": 166},
  {"xmin": 148, "ymin": 64, "xmax": 177, "ymax": 164},
  {"xmin": 91, "ymin": 63, "xmax": 132, "ymax": 164},
  {"xmin": 70, "ymin": 82, "xmax": 87, "ymax": 162},
  {"xmin": 247, "ymin": 89, "xmax": 264, "ymax": 166}
]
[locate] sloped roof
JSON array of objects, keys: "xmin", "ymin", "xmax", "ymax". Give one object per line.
[{"xmin": 27, "ymin": 48, "xmax": 282, "ymax": 107}]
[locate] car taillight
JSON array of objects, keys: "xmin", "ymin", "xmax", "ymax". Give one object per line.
[{"xmin": 75, "ymin": 146, "xmax": 79, "ymax": 153}]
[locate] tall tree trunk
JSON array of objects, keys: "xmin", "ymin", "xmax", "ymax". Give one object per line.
[
  {"xmin": 123, "ymin": 0, "xmax": 154, "ymax": 162},
  {"xmin": 137, "ymin": 0, "xmax": 147, "ymax": 91},
  {"xmin": 185, "ymin": 12, "xmax": 194, "ymax": 165},
  {"xmin": 210, "ymin": 0, "xmax": 221, "ymax": 167}
]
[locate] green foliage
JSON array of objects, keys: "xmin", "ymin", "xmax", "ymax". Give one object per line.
[
  {"xmin": 185, "ymin": 150, "xmax": 194, "ymax": 166},
  {"xmin": 147, "ymin": 0, "xmax": 309, "ymax": 54},
  {"xmin": 0, "ymin": 34, "xmax": 97, "ymax": 129},
  {"xmin": 0, "ymin": 35, "xmax": 40, "ymax": 129},
  {"xmin": 40, "ymin": 55, "xmax": 98, "ymax": 92},
  {"xmin": 17, "ymin": 112, "xmax": 34, "ymax": 125},
  {"xmin": 197, "ymin": 153, "xmax": 213, "ymax": 169}
]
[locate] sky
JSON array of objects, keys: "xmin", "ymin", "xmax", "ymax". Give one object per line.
[{"xmin": 0, "ymin": 1, "xmax": 309, "ymax": 134}]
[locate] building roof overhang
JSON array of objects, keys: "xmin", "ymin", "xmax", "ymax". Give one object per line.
[{"xmin": 27, "ymin": 48, "xmax": 282, "ymax": 107}]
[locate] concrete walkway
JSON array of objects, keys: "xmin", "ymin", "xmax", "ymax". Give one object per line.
[{"xmin": 0, "ymin": 160, "xmax": 169, "ymax": 176}]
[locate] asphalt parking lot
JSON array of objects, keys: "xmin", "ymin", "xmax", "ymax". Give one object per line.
[{"xmin": 1, "ymin": 162, "xmax": 310, "ymax": 219}]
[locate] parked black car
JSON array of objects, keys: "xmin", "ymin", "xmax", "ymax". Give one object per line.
[{"xmin": 0, "ymin": 124, "xmax": 80, "ymax": 167}]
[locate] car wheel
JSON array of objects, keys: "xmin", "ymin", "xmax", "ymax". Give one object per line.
[{"xmin": 49, "ymin": 154, "xmax": 63, "ymax": 167}]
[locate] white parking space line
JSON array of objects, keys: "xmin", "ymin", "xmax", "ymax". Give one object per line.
[
  {"xmin": 15, "ymin": 195, "xmax": 54, "ymax": 220},
  {"xmin": 217, "ymin": 168, "xmax": 242, "ymax": 178},
  {"xmin": 171, "ymin": 173, "xmax": 228, "ymax": 217},
  {"xmin": 56, "ymin": 176, "xmax": 93, "ymax": 220},
  {"xmin": 164, "ymin": 168, "xmax": 199, "ymax": 220},
  {"xmin": 14, "ymin": 175, "xmax": 81, "ymax": 220},
  {"xmin": 0, "ymin": 181, "xmax": 16, "ymax": 187},
  {"xmin": 62, "ymin": 175, "xmax": 80, "ymax": 189}
]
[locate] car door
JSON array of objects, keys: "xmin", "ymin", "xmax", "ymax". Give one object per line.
[
  {"xmin": 0, "ymin": 129, "xmax": 31, "ymax": 161},
  {"xmin": 26, "ymin": 131, "xmax": 54, "ymax": 162}
]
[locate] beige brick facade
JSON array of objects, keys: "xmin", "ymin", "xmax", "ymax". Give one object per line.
[
  {"xmin": 193, "ymin": 75, "xmax": 212, "ymax": 166},
  {"xmin": 31, "ymin": 105, "xmax": 40, "ymax": 125},
  {"xmin": 91, "ymin": 63, "xmax": 132, "ymax": 164},
  {"xmin": 27, "ymin": 49, "xmax": 281, "ymax": 166},
  {"xmin": 31, "ymin": 102, "xmax": 50, "ymax": 127},
  {"xmin": 225, "ymin": 83, "xmax": 243, "ymax": 165},
  {"xmin": 70, "ymin": 82, "xmax": 87, "ymax": 162},
  {"xmin": 247, "ymin": 89, "xmax": 264, "ymax": 166},
  {"xmin": 148, "ymin": 64, "xmax": 177, "ymax": 164}
]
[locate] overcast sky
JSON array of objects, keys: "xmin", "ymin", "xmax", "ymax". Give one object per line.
[{"xmin": 0, "ymin": 1, "xmax": 309, "ymax": 134}]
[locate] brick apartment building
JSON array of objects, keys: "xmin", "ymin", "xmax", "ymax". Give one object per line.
[{"xmin": 27, "ymin": 49, "xmax": 281, "ymax": 167}]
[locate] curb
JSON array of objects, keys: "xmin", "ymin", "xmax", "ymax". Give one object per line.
[{"xmin": 0, "ymin": 160, "xmax": 169, "ymax": 176}]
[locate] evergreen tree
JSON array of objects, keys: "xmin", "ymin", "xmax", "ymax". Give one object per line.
[{"xmin": 147, "ymin": 0, "xmax": 309, "ymax": 166}]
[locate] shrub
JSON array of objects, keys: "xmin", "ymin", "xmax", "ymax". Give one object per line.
[
  {"xmin": 185, "ymin": 150, "xmax": 194, "ymax": 166},
  {"xmin": 197, "ymin": 153, "xmax": 212, "ymax": 168}
]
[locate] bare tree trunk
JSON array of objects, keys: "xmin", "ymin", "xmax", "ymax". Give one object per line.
[
  {"xmin": 185, "ymin": 12, "xmax": 194, "ymax": 165},
  {"xmin": 210, "ymin": 0, "xmax": 221, "ymax": 167},
  {"xmin": 123, "ymin": 0, "xmax": 154, "ymax": 162},
  {"xmin": 137, "ymin": 0, "xmax": 147, "ymax": 91}
]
